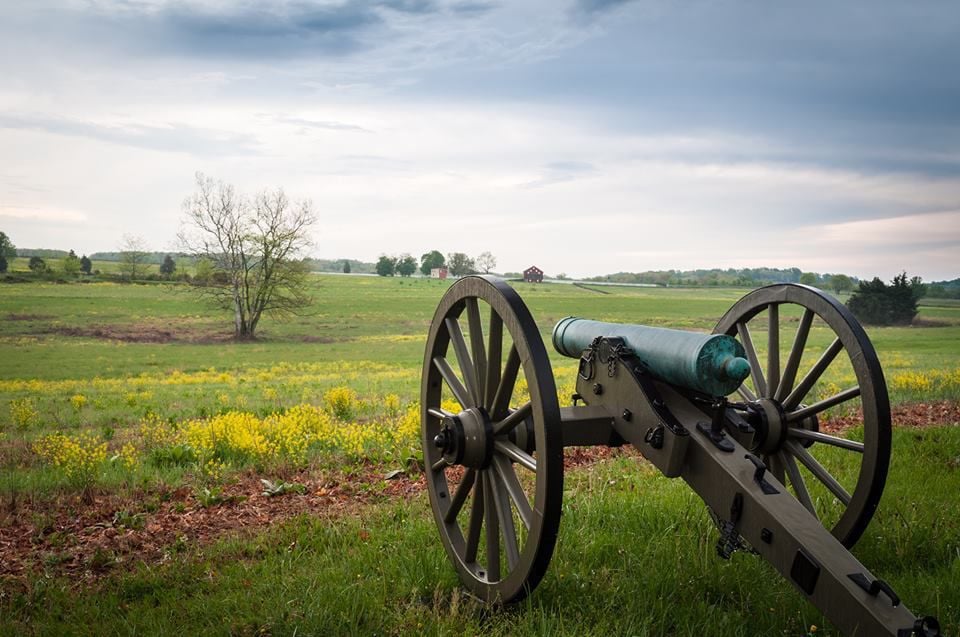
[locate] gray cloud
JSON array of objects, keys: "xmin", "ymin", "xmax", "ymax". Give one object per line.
[
  {"xmin": 271, "ymin": 115, "xmax": 373, "ymax": 133},
  {"xmin": 449, "ymin": 1, "xmax": 498, "ymax": 16},
  {"xmin": 0, "ymin": 114, "xmax": 260, "ymax": 157},
  {"xmin": 1, "ymin": 1, "xmax": 473, "ymax": 60},
  {"xmin": 402, "ymin": 1, "xmax": 960, "ymax": 178},
  {"xmin": 571, "ymin": 0, "xmax": 636, "ymax": 17},
  {"xmin": 521, "ymin": 160, "xmax": 597, "ymax": 188}
]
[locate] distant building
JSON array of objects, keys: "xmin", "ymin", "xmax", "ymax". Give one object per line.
[
  {"xmin": 523, "ymin": 266, "xmax": 543, "ymax": 283},
  {"xmin": 431, "ymin": 267, "xmax": 448, "ymax": 280}
]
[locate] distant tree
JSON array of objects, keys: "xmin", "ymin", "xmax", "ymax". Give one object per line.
[
  {"xmin": 80, "ymin": 254, "xmax": 92, "ymax": 275},
  {"xmin": 476, "ymin": 251, "xmax": 497, "ymax": 274},
  {"xmin": 0, "ymin": 255, "xmax": 7, "ymax": 273},
  {"xmin": 799, "ymin": 272, "xmax": 818, "ymax": 286},
  {"xmin": 830, "ymin": 274, "xmax": 853, "ymax": 294},
  {"xmin": 0, "ymin": 231, "xmax": 16, "ymax": 259},
  {"xmin": 376, "ymin": 255, "xmax": 396, "ymax": 277},
  {"xmin": 159, "ymin": 255, "xmax": 176, "ymax": 277},
  {"xmin": 178, "ymin": 174, "xmax": 316, "ymax": 340},
  {"xmin": 63, "ymin": 250, "xmax": 81, "ymax": 275},
  {"xmin": 447, "ymin": 252, "xmax": 475, "ymax": 277},
  {"xmin": 28, "ymin": 256, "xmax": 46, "ymax": 272},
  {"xmin": 342, "ymin": 259, "xmax": 351, "ymax": 274},
  {"xmin": 420, "ymin": 250, "xmax": 445, "ymax": 276},
  {"xmin": 118, "ymin": 235, "xmax": 149, "ymax": 281},
  {"xmin": 846, "ymin": 272, "xmax": 920, "ymax": 326},
  {"xmin": 396, "ymin": 254, "xmax": 417, "ymax": 277},
  {"xmin": 193, "ymin": 257, "xmax": 214, "ymax": 284}
]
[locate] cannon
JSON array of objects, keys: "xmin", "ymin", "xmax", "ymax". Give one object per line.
[{"xmin": 420, "ymin": 276, "xmax": 941, "ymax": 636}]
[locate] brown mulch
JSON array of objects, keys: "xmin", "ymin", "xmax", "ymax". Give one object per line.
[
  {"xmin": 819, "ymin": 400, "xmax": 960, "ymax": 434},
  {"xmin": 1, "ymin": 401, "xmax": 956, "ymax": 585},
  {"xmin": 0, "ymin": 465, "xmax": 427, "ymax": 584}
]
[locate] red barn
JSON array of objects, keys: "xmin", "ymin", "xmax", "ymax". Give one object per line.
[{"xmin": 523, "ymin": 266, "xmax": 543, "ymax": 283}]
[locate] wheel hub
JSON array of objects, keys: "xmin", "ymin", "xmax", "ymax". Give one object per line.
[
  {"xmin": 749, "ymin": 398, "xmax": 819, "ymax": 454},
  {"xmin": 434, "ymin": 407, "xmax": 494, "ymax": 469}
]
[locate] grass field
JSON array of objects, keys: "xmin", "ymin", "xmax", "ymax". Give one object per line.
[{"xmin": 1, "ymin": 275, "xmax": 958, "ymax": 635}]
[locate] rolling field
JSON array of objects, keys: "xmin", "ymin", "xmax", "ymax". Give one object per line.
[{"xmin": 1, "ymin": 275, "xmax": 958, "ymax": 635}]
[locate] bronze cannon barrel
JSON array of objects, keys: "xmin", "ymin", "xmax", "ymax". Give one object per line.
[{"xmin": 551, "ymin": 317, "xmax": 751, "ymax": 396}]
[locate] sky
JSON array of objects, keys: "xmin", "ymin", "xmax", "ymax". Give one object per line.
[{"xmin": 1, "ymin": 0, "xmax": 959, "ymax": 281}]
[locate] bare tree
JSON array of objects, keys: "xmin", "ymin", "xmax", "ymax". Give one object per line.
[
  {"xmin": 119, "ymin": 235, "xmax": 149, "ymax": 281},
  {"xmin": 476, "ymin": 251, "xmax": 496, "ymax": 274},
  {"xmin": 178, "ymin": 174, "xmax": 316, "ymax": 340}
]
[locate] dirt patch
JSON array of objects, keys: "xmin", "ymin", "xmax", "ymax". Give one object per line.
[
  {"xmin": 46, "ymin": 323, "xmax": 233, "ymax": 344},
  {"xmin": 912, "ymin": 316, "xmax": 954, "ymax": 327},
  {"xmin": 0, "ymin": 465, "xmax": 426, "ymax": 583},
  {"xmin": 4, "ymin": 313, "xmax": 54, "ymax": 321},
  {"xmin": 821, "ymin": 400, "xmax": 960, "ymax": 433}
]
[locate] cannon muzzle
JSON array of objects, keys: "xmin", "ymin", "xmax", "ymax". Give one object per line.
[{"xmin": 552, "ymin": 317, "xmax": 750, "ymax": 396}]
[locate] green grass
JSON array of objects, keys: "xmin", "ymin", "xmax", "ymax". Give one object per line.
[{"xmin": 2, "ymin": 427, "xmax": 957, "ymax": 636}]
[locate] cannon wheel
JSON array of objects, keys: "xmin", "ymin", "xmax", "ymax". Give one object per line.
[
  {"xmin": 421, "ymin": 276, "xmax": 563, "ymax": 603},
  {"xmin": 715, "ymin": 283, "xmax": 891, "ymax": 548}
]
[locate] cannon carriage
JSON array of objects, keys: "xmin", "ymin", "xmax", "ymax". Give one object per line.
[{"xmin": 420, "ymin": 276, "xmax": 940, "ymax": 636}]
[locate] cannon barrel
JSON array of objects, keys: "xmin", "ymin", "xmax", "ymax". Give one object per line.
[{"xmin": 552, "ymin": 317, "xmax": 751, "ymax": 396}]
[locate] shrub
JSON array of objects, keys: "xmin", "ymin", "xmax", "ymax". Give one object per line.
[
  {"xmin": 33, "ymin": 432, "xmax": 108, "ymax": 489},
  {"xmin": 846, "ymin": 272, "xmax": 922, "ymax": 326},
  {"xmin": 324, "ymin": 386, "xmax": 359, "ymax": 421},
  {"xmin": 28, "ymin": 256, "xmax": 47, "ymax": 272},
  {"xmin": 9, "ymin": 398, "xmax": 39, "ymax": 429}
]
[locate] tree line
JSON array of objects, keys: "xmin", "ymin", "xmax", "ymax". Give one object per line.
[
  {"xmin": 587, "ymin": 267, "xmax": 862, "ymax": 291},
  {"xmin": 373, "ymin": 251, "xmax": 496, "ymax": 277}
]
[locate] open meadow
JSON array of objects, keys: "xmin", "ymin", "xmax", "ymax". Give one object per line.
[{"xmin": 1, "ymin": 275, "xmax": 959, "ymax": 635}]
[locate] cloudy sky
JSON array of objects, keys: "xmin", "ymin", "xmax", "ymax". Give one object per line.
[{"xmin": 1, "ymin": 0, "xmax": 958, "ymax": 280}]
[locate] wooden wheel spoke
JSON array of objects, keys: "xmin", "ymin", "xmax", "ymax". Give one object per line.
[
  {"xmin": 785, "ymin": 441, "xmax": 852, "ymax": 505},
  {"xmin": 433, "ymin": 356, "xmax": 474, "ymax": 409},
  {"xmin": 444, "ymin": 469, "xmax": 476, "ymax": 523},
  {"xmin": 484, "ymin": 310, "xmax": 503, "ymax": 410},
  {"xmin": 493, "ymin": 401, "xmax": 532, "ymax": 436},
  {"xmin": 465, "ymin": 298, "xmax": 488, "ymax": 403},
  {"xmin": 491, "ymin": 345, "xmax": 521, "ymax": 420},
  {"xmin": 493, "ymin": 455, "xmax": 533, "ymax": 530},
  {"xmin": 494, "ymin": 440, "xmax": 537, "ymax": 472},
  {"xmin": 783, "ymin": 337, "xmax": 844, "ymax": 410},
  {"xmin": 488, "ymin": 468, "xmax": 520, "ymax": 570},
  {"xmin": 767, "ymin": 304, "xmax": 780, "ymax": 398},
  {"xmin": 737, "ymin": 321, "xmax": 767, "ymax": 397},
  {"xmin": 737, "ymin": 384, "xmax": 756, "ymax": 403},
  {"xmin": 782, "ymin": 452, "xmax": 817, "ymax": 516},
  {"xmin": 445, "ymin": 317, "xmax": 482, "ymax": 407},
  {"xmin": 465, "ymin": 471, "xmax": 485, "ymax": 563},
  {"xmin": 788, "ymin": 428, "xmax": 865, "ymax": 453},
  {"xmin": 786, "ymin": 386, "xmax": 861, "ymax": 423},
  {"xmin": 775, "ymin": 308, "xmax": 814, "ymax": 402},
  {"xmin": 483, "ymin": 471, "xmax": 501, "ymax": 580}
]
